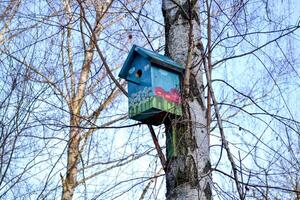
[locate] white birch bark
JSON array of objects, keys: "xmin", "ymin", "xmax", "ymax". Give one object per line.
[{"xmin": 162, "ymin": 0, "xmax": 212, "ymax": 199}]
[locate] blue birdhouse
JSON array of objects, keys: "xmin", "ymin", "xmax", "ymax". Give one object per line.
[{"xmin": 118, "ymin": 45, "xmax": 184, "ymax": 125}]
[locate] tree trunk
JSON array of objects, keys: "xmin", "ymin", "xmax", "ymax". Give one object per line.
[
  {"xmin": 163, "ymin": 0, "xmax": 212, "ymax": 199},
  {"xmin": 61, "ymin": 114, "xmax": 81, "ymax": 200}
]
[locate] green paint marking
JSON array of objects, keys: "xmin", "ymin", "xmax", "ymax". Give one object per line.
[
  {"xmin": 166, "ymin": 123, "xmax": 178, "ymax": 159},
  {"xmin": 172, "ymin": 127, "xmax": 177, "ymax": 157},
  {"xmin": 129, "ymin": 96, "xmax": 182, "ymax": 117}
]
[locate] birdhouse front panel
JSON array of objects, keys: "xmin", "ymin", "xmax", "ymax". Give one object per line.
[
  {"xmin": 127, "ymin": 55, "xmax": 155, "ymax": 121},
  {"xmin": 126, "ymin": 55, "xmax": 151, "ymax": 86}
]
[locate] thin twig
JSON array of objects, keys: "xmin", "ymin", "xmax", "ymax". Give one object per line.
[{"xmin": 204, "ymin": 55, "xmax": 244, "ymax": 199}]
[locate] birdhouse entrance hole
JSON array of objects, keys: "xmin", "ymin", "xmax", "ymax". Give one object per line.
[{"xmin": 135, "ymin": 69, "xmax": 142, "ymax": 78}]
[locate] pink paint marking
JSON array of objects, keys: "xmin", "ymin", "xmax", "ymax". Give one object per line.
[{"xmin": 154, "ymin": 87, "xmax": 181, "ymax": 104}]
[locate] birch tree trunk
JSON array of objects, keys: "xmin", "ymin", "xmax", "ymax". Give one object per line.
[{"xmin": 162, "ymin": 0, "xmax": 212, "ymax": 199}]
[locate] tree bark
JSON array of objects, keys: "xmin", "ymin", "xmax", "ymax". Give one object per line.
[
  {"xmin": 61, "ymin": 115, "xmax": 81, "ymax": 200},
  {"xmin": 162, "ymin": 0, "xmax": 212, "ymax": 199}
]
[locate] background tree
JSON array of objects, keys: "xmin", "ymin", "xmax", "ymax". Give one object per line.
[{"xmin": 1, "ymin": 0, "xmax": 165, "ymax": 199}]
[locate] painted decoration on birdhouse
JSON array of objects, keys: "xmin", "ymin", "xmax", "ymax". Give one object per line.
[{"xmin": 118, "ymin": 45, "xmax": 184, "ymax": 125}]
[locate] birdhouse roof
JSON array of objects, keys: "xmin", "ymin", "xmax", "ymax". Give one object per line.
[{"xmin": 119, "ymin": 45, "xmax": 184, "ymax": 79}]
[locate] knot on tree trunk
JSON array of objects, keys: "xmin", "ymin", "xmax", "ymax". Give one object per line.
[{"xmin": 166, "ymin": 155, "xmax": 198, "ymax": 192}]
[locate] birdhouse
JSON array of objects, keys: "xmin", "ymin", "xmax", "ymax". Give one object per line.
[{"xmin": 118, "ymin": 45, "xmax": 184, "ymax": 125}]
